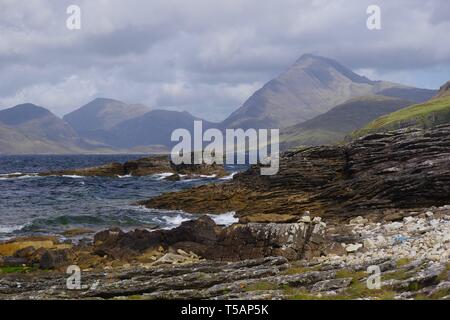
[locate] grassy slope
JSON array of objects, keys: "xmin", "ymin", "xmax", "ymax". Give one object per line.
[
  {"xmin": 354, "ymin": 91, "xmax": 450, "ymax": 137},
  {"xmin": 280, "ymin": 95, "xmax": 413, "ymax": 149}
]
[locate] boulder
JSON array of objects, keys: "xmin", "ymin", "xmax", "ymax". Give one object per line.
[
  {"xmin": 39, "ymin": 249, "xmax": 74, "ymax": 269},
  {"xmin": 93, "ymin": 216, "xmax": 333, "ymax": 262}
]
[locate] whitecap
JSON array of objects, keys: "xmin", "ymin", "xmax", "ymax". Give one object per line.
[
  {"xmin": 160, "ymin": 214, "xmax": 192, "ymax": 229},
  {"xmin": 220, "ymin": 172, "xmax": 238, "ymax": 180},
  {"xmin": 0, "ymin": 172, "xmax": 23, "ymax": 177},
  {"xmin": 208, "ymin": 212, "xmax": 239, "ymax": 226},
  {"xmin": 0, "ymin": 172, "xmax": 40, "ymax": 180},
  {"xmin": 0, "ymin": 224, "xmax": 25, "ymax": 233},
  {"xmin": 152, "ymin": 172, "xmax": 175, "ymax": 180},
  {"xmin": 62, "ymin": 175, "xmax": 84, "ymax": 179},
  {"xmin": 117, "ymin": 174, "xmax": 133, "ymax": 178}
]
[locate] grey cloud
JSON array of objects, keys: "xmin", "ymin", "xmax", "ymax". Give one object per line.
[{"xmin": 0, "ymin": 0, "xmax": 449, "ymax": 121}]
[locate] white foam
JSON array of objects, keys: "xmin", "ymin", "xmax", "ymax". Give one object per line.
[
  {"xmin": 0, "ymin": 172, "xmax": 22, "ymax": 176},
  {"xmin": 220, "ymin": 172, "xmax": 238, "ymax": 180},
  {"xmin": 0, "ymin": 172, "xmax": 40, "ymax": 180},
  {"xmin": 62, "ymin": 175, "xmax": 84, "ymax": 179},
  {"xmin": 208, "ymin": 212, "xmax": 239, "ymax": 226},
  {"xmin": 0, "ymin": 224, "xmax": 24, "ymax": 233},
  {"xmin": 161, "ymin": 214, "xmax": 192, "ymax": 228},
  {"xmin": 179, "ymin": 174, "xmax": 218, "ymax": 183},
  {"xmin": 152, "ymin": 172, "xmax": 175, "ymax": 180},
  {"xmin": 117, "ymin": 174, "xmax": 133, "ymax": 178},
  {"xmin": 199, "ymin": 174, "xmax": 217, "ymax": 178}
]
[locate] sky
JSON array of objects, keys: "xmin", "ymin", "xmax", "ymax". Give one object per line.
[{"xmin": 0, "ymin": 0, "xmax": 449, "ymax": 122}]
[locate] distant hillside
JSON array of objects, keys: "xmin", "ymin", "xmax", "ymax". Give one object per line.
[
  {"xmin": 221, "ymin": 54, "xmax": 434, "ymax": 130},
  {"xmin": 107, "ymin": 109, "xmax": 216, "ymax": 148},
  {"xmin": 63, "ymin": 98, "xmax": 149, "ymax": 142},
  {"xmin": 0, "ymin": 104, "xmax": 103, "ymax": 154},
  {"xmin": 63, "ymin": 98, "xmax": 215, "ymax": 149},
  {"xmin": 280, "ymin": 96, "xmax": 413, "ymax": 149},
  {"xmin": 354, "ymin": 81, "xmax": 450, "ymax": 137}
]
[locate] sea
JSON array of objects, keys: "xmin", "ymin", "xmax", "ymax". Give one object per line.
[{"xmin": 0, "ymin": 155, "xmax": 242, "ymax": 241}]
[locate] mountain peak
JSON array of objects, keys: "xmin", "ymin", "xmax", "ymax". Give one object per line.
[
  {"xmin": 222, "ymin": 54, "xmax": 390, "ymax": 129},
  {"xmin": 0, "ymin": 103, "xmax": 53, "ymax": 126},
  {"xmin": 295, "ymin": 53, "xmax": 328, "ymax": 64},
  {"xmin": 292, "ymin": 53, "xmax": 375, "ymax": 85},
  {"xmin": 64, "ymin": 98, "xmax": 149, "ymax": 133}
]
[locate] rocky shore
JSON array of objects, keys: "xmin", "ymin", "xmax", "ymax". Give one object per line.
[
  {"xmin": 1, "ymin": 125, "xmax": 449, "ymax": 300},
  {"xmin": 0, "ymin": 206, "xmax": 448, "ymax": 300},
  {"xmin": 141, "ymin": 124, "xmax": 450, "ymax": 223}
]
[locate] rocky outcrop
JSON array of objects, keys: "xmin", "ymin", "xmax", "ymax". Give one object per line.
[
  {"xmin": 92, "ymin": 215, "xmax": 330, "ymax": 262},
  {"xmin": 5, "ymin": 155, "xmax": 227, "ymax": 178},
  {"xmin": 141, "ymin": 125, "xmax": 450, "ymax": 223}
]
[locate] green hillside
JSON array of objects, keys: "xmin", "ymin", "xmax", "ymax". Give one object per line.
[
  {"xmin": 354, "ymin": 82, "xmax": 450, "ymax": 137},
  {"xmin": 280, "ymin": 95, "xmax": 413, "ymax": 150}
]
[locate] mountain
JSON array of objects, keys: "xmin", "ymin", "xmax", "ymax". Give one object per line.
[
  {"xmin": 280, "ymin": 95, "xmax": 414, "ymax": 149},
  {"xmin": 354, "ymin": 81, "xmax": 450, "ymax": 137},
  {"xmin": 63, "ymin": 98, "xmax": 149, "ymax": 142},
  {"xmin": 221, "ymin": 54, "xmax": 436, "ymax": 129},
  {"xmin": 105, "ymin": 109, "xmax": 216, "ymax": 148},
  {"xmin": 0, "ymin": 103, "xmax": 103, "ymax": 154}
]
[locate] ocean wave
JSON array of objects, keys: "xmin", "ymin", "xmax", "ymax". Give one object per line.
[
  {"xmin": 220, "ymin": 172, "xmax": 238, "ymax": 180},
  {"xmin": 0, "ymin": 172, "xmax": 40, "ymax": 180},
  {"xmin": 0, "ymin": 172, "xmax": 23, "ymax": 176},
  {"xmin": 208, "ymin": 212, "xmax": 239, "ymax": 226},
  {"xmin": 152, "ymin": 172, "xmax": 175, "ymax": 180},
  {"xmin": 0, "ymin": 224, "xmax": 25, "ymax": 233},
  {"xmin": 137, "ymin": 205, "xmax": 238, "ymax": 229},
  {"xmin": 160, "ymin": 214, "xmax": 192, "ymax": 228},
  {"xmin": 117, "ymin": 174, "xmax": 133, "ymax": 178},
  {"xmin": 61, "ymin": 175, "xmax": 84, "ymax": 179},
  {"xmin": 178, "ymin": 174, "xmax": 218, "ymax": 183}
]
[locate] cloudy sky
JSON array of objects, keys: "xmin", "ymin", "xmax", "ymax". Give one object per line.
[{"xmin": 0, "ymin": 0, "xmax": 449, "ymax": 121}]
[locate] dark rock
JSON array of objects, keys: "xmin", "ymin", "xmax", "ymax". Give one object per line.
[
  {"xmin": 164, "ymin": 174, "xmax": 180, "ymax": 181},
  {"xmin": 310, "ymin": 278, "xmax": 353, "ymax": 292},
  {"xmin": 39, "ymin": 249, "xmax": 73, "ymax": 269},
  {"xmin": 92, "ymin": 216, "xmax": 330, "ymax": 262}
]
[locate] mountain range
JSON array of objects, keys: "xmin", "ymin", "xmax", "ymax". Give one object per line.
[
  {"xmin": 0, "ymin": 54, "xmax": 441, "ymax": 154},
  {"xmin": 221, "ymin": 54, "xmax": 435, "ymax": 129}
]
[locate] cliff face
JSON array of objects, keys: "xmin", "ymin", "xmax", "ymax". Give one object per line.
[{"xmin": 142, "ymin": 125, "xmax": 450, "ymax": 222}]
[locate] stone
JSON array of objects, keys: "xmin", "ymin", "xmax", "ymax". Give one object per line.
[
  {"xmin": 349, "ymin": 216, "xmax": 368, "ymax": 225},
  {"xmin": 363, "ymin": 239, "xmax": 376, "ymax": 249},
  {"xmin": 164, "ymin": 174, "xmax": 181, "ymax": 181},
  {"xmin": 154, "ymin": 253, "xmax": 192, "ymax": 265},
  {"xmin": 384, "ymin": 222, "xmax": 403, "ymax": 232},
  {"xmin": 345, "ymin": 243, "xmax": 363, "ymax": 253},
  {"xmin": 39, "ymin": 249, "xmax": 73, "ymax": 269},
  {"xmin": 310, "ymin": 278, "xmax": 353, "ymax": 292},
  {"xmin": 300, "ymin": 216, "xmax": 311, "ymax": 223}
]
